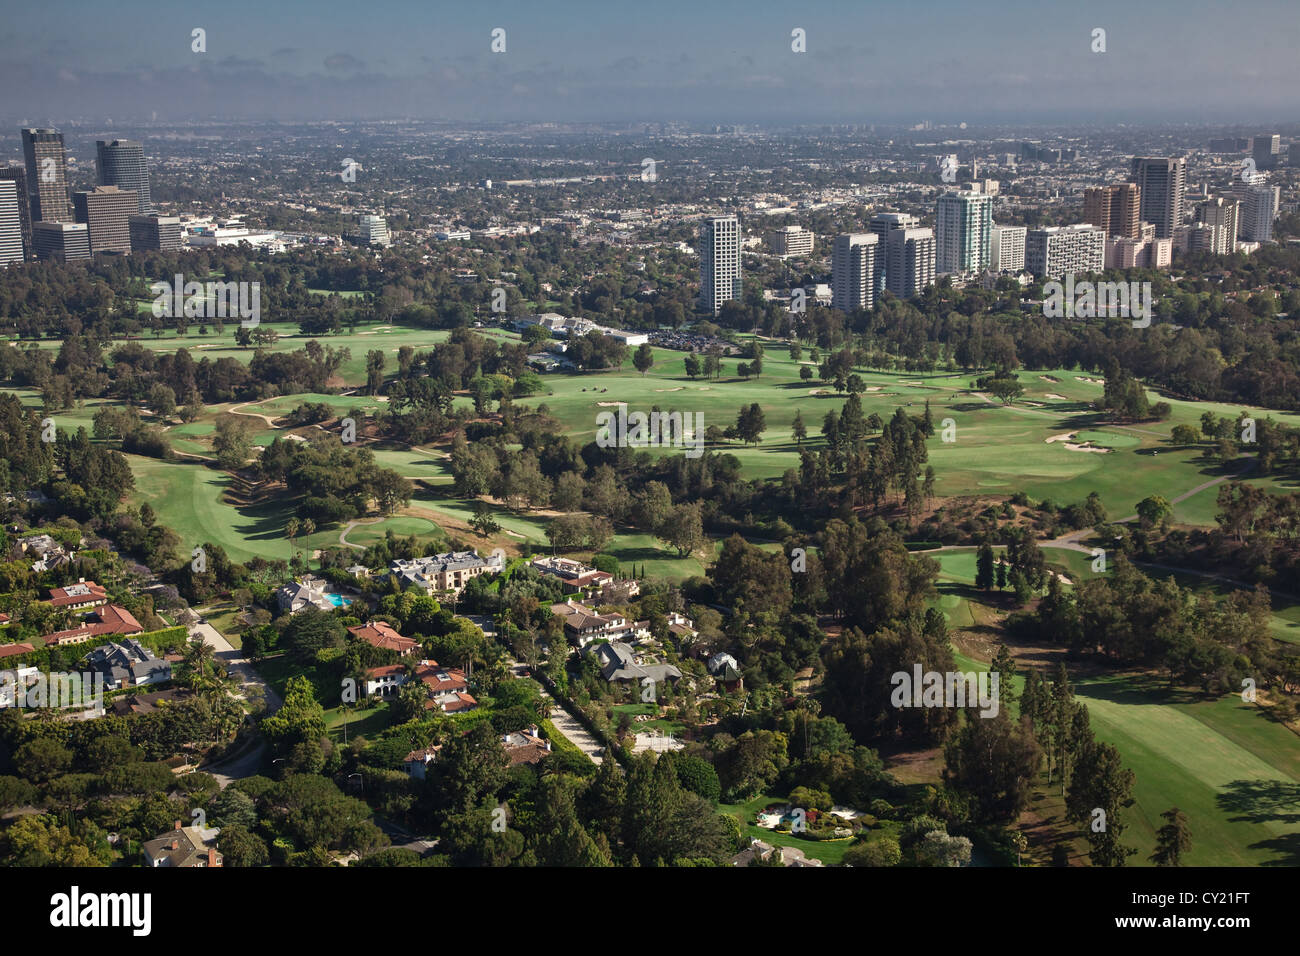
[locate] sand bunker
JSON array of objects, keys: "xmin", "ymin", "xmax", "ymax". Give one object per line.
[
  {"xmin": 1075, "ymin": 376, "xmax": 1105, "ymax": 385},
  {"xmin": 1023, "ymin": 401, "xmax": 1045, "ymax": 407},
  {"xmin": 1040, "ymin": 375, "xmax": 1061, "ymax": 382},
  {"xmin": 864, "ymin": 386, "xmax": 884, "ymax": 392},
  {"xmin": 1047, "ymin": 431, "xmax": 1111, "ymax": 453},
  {"xmin": 654, "ymin": 387, "xmax": 684, "ymax": 392},
  {"xmin": 595, "ymin": 401, "xmax": 626, "ymax": 407},
  {"xmin": 1045, "ymin": 393, "xmax": 1069, "ymax": 400}
]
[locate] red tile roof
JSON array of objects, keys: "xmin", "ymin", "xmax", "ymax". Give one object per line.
[
  {"xmin": 42, "ymin": 604, "xmax": 144, "ymax": 646},
  {"xmin": 0, "ymin": 642, "xmax": 35, "ymax": 659},
  {"xmin": 348, "ymin": 620, "xmax": 419, "ymax": 654},
  {"xmin": 48, "ymin": 581, "xmax": 107, "ymax": 608}
]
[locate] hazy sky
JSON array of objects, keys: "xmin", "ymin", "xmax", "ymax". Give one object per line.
[{"xmin": 3, "ymin": 0, "xmax": 1299, "ymax": 124}]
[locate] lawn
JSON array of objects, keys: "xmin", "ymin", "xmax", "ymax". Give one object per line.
[{"xmin": 717, "ymin": 793, "xmax": 856, "ymax": 865}]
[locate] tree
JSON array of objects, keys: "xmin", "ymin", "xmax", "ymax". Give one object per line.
[
  {"xmin": 913, "ymin": 830, "xmax": 973, "ymax": 867},
  {"xmin": 660, "ymin": 503, "xmax": 706, "ymax": 557},
  {"xmin": 469, "ymin": 501, "xmax": 501, "ymax": 537},
  {"xmin": 735, "ymin": 403, "xmax": 766, "ymax": 445},
  {"xmin": 976, "ymin": 543, "xmax": 996, "ymax": 591},
  {"xmin": 1150, "ymin": 808, "xmax": 1192, "ymax": 866},
  {"xmin": 792, "ymin": 410, "xmax": 807, "ymax": 446},
  {"xmin": 1135, "ymin": 495, "xmax": 1173, "ymax": 530},
  {"xmin": 633, "ymin": 343, "xmax": 654, "ymax": 375},
  {"xmin": 843, "ymin": 836, "xmax": 902, "ymax": 867},
  {"xmin": 799, "ymin": 365, "xmax": 813, "ymax": 382},
  {"xmin": 684, "ymin": 354, "xmax": 701, "ymax": 380},
  {"xmin": 943, "ymin": 710, "xmax": 1041, "ymax": 824},
  {"xmin": 213, "ymin": 414, "xmax": 257, "ymax": 470},
  {"xmin": 366, "ymin": 349, "xmax": 386, "ymax": 395},
  {"xmin": 301, "ymin": 518, "xmax": 316, "ymax": 561},
  {"xmin": 285, "ymin": 517, "xmax": 300, "ymax": 560}
]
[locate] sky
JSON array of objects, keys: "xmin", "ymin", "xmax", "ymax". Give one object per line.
[{"xmin": 3, "ymin": 0, "xmax": 1299, "ymax": 125}]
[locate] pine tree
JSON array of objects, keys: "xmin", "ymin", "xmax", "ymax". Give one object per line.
[
  {"xmin": 1150, "ymin": 808, "xmax": 1192, "ymax": 866},
  {"xmin": 990, "ymin": 643, "xmax": 1019, "ymax": 712},
  {"xmin": 976, "ymin": 543, "xmax": 996, "ymax": 591}
]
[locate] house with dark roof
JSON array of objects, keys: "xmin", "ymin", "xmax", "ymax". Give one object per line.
[
  {"xmin": 143, "ymin": 820, "xmax": 222, "ymax": 867},
  {"xmin": 85, "ymin": 638, "xmax": 172, "ymax": 689},
  {"xmin": 588, "ymin": 641, "xmax": 682, "ymax": 685},
  {"xmin": 388, "ymin": 550, "xmax": 503, "ymax": 595},
  {"xmin": 531, "ymin": 556, "xmax": 614, "ymax": 594},
  {"xmin": 502, "ymin": 724, "xmax": 552, "ymax": 765},
  {"xmin": 276, "ymin": 576, "xmax": 338, "ymax": 615},
  {"xmin": 549, "ymin": 600, "xmax": 639, "ymax": 647}
]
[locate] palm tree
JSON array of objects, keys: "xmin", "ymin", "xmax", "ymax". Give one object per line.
[
  {"xmin": 285, "ymin": 517, "xmax": 300, "ymax": 561},
  {"xmin": 301, "ymin": 518, "xmax": 316, "ymax": 566}
]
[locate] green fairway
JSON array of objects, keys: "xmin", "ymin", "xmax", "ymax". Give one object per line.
[
  {"xmin": 954, "ymin": 651, "xmax": 1300, "ymax": 866},
  {"xmin": 125, "ymin": 455, "xmax": 300, "ymax": 564},
  {"xmin": 344, "ymin": 516, "xmax": 447, "ymax": 550}
]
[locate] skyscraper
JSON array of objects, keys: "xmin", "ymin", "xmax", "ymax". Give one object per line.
[
  {"xmin": 21, "ymin": 128, "xmax": 72, "ymax": 223},
  {"xmin": 870, "ymin": 213, "xmax": 935, "ymax": 299},
  {"xmin": 96, "ymin": 140, "xmax": 152, "ymax": 214},
  {"xmin": 1130, "ymin": 157, "xmax": 1187, "ymax": 239},
  {"xmin": 935, "ymin": 191, "xmax": 992, "ymax": 274},
  {"xmin": 1251, "ymin": 134, "xmax": 1281, "ymax": 171},
  {"xmin": 129, "ymin": 215, "xmax": 182, "ymax": 251},
  {"xmin": 1025, "ymin": 225, "xmax": 1105, "ymax": 278},
  {"xmin": 1083, "ymin": 184, "xmax": 1141, "ymax": 238},
  {"xmin": 358, "ymin": 214, "xmax": 391, "ymax": 247},
  {"xmin": 0, "ymin": 166, "xmax": 33, "ymax": 260},
  {"xmin": 1234, "ymin": 178, "xmax": 1280, "ymax": 243},
  {"xmin": 33, "ymin": 222, "xmax": 91, "ymax": 261},
  {"xmin": 988, "ymin": 224, "xmax": 1026, "ymax": 272},
  {"xmin": 831, "ymin": 233, "xmax": 878, "ymax": 313},
  {"xmin": 0, "ymin": 180, "xmax": 25, "ymax": 266},
  {"xmin": 698, "ymin": 215, "xmax": 742, "ymax": 314},
  {"xmin": 1195, "ymin": 197, "xmax": 1240, "ymax": 255},
  {"xmin": 73, "ymin": 186, "xmax": 137, "ymax": 254},
  {"xmin": 769, "ymin": 224, "xmax": 814, "ymax": 258}
]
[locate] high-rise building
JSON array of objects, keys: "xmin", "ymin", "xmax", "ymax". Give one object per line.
[
  {"xmin": 0, "ymin": 180, "xmax": 25, "ymax": 266},
  {"xmin": 1251, "ymin": 134, "xmax": 1281, "ymax": 171},
  {"xmin": 870, "ymin": 213, "xmax": 935, "ymax": 299},
  {"xmin": 73, "ymin": 185, "xmax": 137, "ymax": 254},
  {"xmin": 935, "ymin": 191, "xmax": 992, "ymax": 274},
  {"xmin": 1025, "ymin": 225, "xmax": 1105, "ymax": 278},
  {"xmin": 988, "ymin": 224, "xmax": 1026, "ymax": 272},
  {"xmin": 358, "ymin": 214, "xmax": 391, "ymax": 247},
  {"xmin": 96, "ymin": 140, "xmax": 152, "ymax": 214},
  {"xmin": 33, "ymin": 221, "xmax": 91, "ymax": 261},
  {"xmin": 1195, "ymin": 197, "xmax": 1240, "ymax": 255},
  {"xmin": 1083, "ymin": 184, "xmax": 1141, "ymax": 239},
  {"xmin": 831, "ymin": 233, "xmax": 878, "ymax": 312},
  {"xmin": 698, "ymin": 215, "xmax": 742, "ymax": 314},
  {"xmin": 0, "ymin": 166, "xmax": 32, "ymax": 260},
  {"xmin": 1130, "ymin": 157, "xmax": 1187, "ymax": 239},
  {"xmin": 129, "ymin": 214, "xmax": 182, "ymax": 251},
  {"xmin": 769, "ymin": 224, "xmax": 814, "ymax": 258},
  {"xmin": 1234, "ymin": 178, "xmax": 1280, "ymax": 243},
  {"xmin": 21, "ymin": 128, "xmax": 72, "ymax": 223}
]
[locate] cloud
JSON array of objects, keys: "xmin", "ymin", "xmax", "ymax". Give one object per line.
[
  {"xmin": 271, "ymin": 47, "xmax": 300, "ymax": 57},
  {"xmin": 217, "ymin": 56, "xmax": 264, "ymax": 70},
  {"xmin": 324, "ymin": 53, "xmax": 366, "ymax": 73}
]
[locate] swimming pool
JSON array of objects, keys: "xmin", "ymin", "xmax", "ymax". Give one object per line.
[{"xmin": 327, "ymin": 594, "xmax": 352, "ymax": 607}]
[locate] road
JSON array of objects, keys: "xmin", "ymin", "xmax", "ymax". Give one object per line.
[
  {"xmin": 189, "ymin": 615, "xmax": 283, "ymax": 788},
  {"xmin": 466, "ymin": 613, "xmax": 604, "ymax": 764}
]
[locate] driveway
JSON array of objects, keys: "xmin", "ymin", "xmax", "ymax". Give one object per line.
[{"xmin": 189, "ymin": 615, "xmax": 283, "ymax": 787}]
